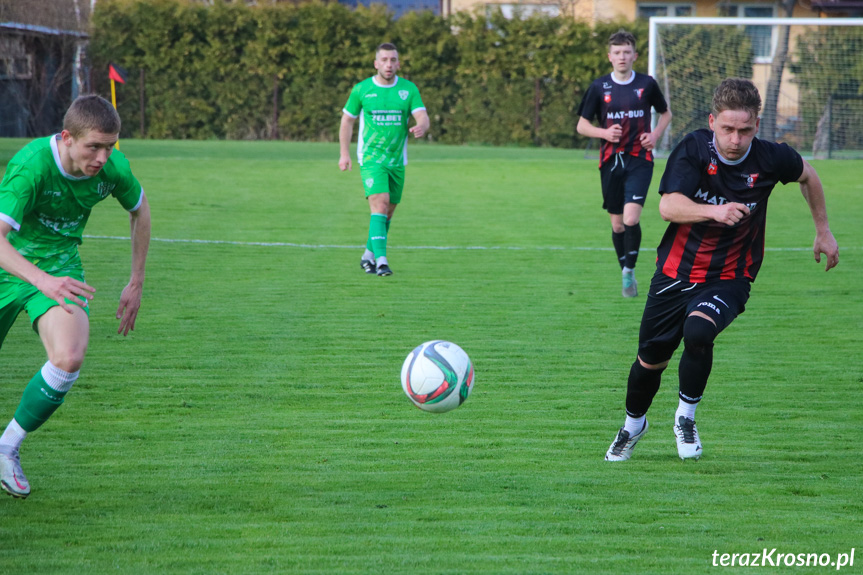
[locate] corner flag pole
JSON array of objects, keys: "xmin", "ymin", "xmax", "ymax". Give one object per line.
[
  {"xmin": 108, "ymin": 63, "xmax": 128, "ymax": 149},
  {"xmin": 110, "ymin": 79, "xmax": 118, "ymax": 149}
]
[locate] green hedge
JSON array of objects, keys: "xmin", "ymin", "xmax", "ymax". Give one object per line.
[{"xmin": 90, "ymin": 0, "xmax": 650, "ymax": 146}]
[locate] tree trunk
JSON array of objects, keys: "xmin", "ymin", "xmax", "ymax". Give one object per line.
[
  {"xmin": 812, "ymin": 96, "xmax": 831, "ymax": 159},
  {"xmin": 760, "ymin": 0, "xmax": 795, "ymax": 141}
]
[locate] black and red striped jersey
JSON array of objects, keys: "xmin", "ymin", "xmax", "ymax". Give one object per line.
[
  {"xmin": 577, "ymin": 71, "xmax": 668, "ymax": 167},
  {"xmin": 655, "ymin": 128, "xmax": 804, "ymax": 283}
]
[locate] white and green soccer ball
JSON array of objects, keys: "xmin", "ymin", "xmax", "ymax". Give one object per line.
[{"xmin": 401, "ymin": 340, "xmax": 474, "ymax": 413}]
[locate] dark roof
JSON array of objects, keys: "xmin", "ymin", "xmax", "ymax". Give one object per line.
[
  {"xmin": 0, "ymin": 0, "xmax": 89, "ymax": 34},
  {"xmin": 0, "ymin": 22, "xmax": 89, "ymax": 37}
]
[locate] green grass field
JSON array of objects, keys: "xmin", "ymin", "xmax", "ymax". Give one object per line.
[{"xmin": 0, "ymin": 139, "xmax": 861, "ymax": 574}]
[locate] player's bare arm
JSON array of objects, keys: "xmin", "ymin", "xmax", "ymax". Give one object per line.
[
  {"xmin": 409, "ymin": 109, "xmax": 430, "ymax": 139},
  {"xmin": 577, "ymin": 117, "xmax": 622, "ymax": 144},
  {"xmin": 0, "ymin": 221, "xmax": 95, "ymax": 313},
  {"xmin": 338, "ymin": 114, "xmax": 356, "ymax": 171},
  {"xmin": 797, "ymin": 160, "xmax": 839, "ymax": 271},
  {"xmin": 659, "ymin": 192, "xmax": 750, "ymax": 226},
  {"xmin": 116, "ymin": 192, "xmax": 151, "ymax": 336},
  {"xmin": 640, "ymin": 109, "xmax": 672, "ymax": 151}
]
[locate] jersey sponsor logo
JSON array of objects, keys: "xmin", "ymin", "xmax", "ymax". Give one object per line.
[
  {"xmin": 707, "ymin": 161, "xmax": 718, "ymax": 175},
  {"xmin": 694, "ymin": 188, "xmax": 728, "ymax": 206},
  {"xmin": 744, "ymin": 173, "xmax": 760, "ymax": 188},
  {"xmin": 604, "ymin": 92, "xmax": 612, "ymax": 103},
  {"xmin": 398, "ymin": 90, "xmax": 409, "ymax": 100},
  {"xmin": 694, "ymin": 188, "xmax": 758, "ymax": 210},
  {"xmin": 36, "ymin": 213, "xmax": 84, "ymax": 234},
  {"xmin": 364, "ymin": 93, "xmax": 378, "ymax": 98},
  {"xmin": 372, "ymin": 110, "xmax": 403, "ymax": 124},
  {"xmin": 606, "ymin": 110, "xmax": 644, "ymax": 120},
  {"xmin": 634, "ymin": 88, "xmax": 644, "ymax": 99}
]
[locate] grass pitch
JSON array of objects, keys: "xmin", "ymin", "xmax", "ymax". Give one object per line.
[{"xmin": 0, "ymin": 139, "xmax": 861, "ymax": 574}]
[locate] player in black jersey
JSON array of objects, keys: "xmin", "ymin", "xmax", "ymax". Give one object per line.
[
  {"xmin": 605, "ymin": 78, "xmax": 839, "ymax": 462},
  {"xmin": 577, "ymin": 29, "xmax": 672, "ymax": 298}
]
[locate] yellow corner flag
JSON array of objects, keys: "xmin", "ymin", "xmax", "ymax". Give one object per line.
[{"xmin": 108, "ymin": 63, "xmax": 128, "ymax": 150}]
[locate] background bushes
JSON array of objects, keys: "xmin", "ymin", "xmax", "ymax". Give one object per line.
[{"xmin": 89, "ymin": 0, "xmax": 648, "ymax": 147}]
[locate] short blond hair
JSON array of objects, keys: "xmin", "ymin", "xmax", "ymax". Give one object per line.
[{"xmin": 63, "ymin": 95, "xmax": 121, "ymax": 138}]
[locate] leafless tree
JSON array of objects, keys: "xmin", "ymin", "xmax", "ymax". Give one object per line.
[
  {"xmin": 1, "ymin": 0, "xmax": 89, "ymax": 135},
  {"xmin": 760, "ymin": 0, "xmax": 796, "ymax": 141}
]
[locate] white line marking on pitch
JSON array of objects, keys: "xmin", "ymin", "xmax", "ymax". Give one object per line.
[{"xmin": 82, "ymin": 235, "xmax": 858, "ymax": 252}]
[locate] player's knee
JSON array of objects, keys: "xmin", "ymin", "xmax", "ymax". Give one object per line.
[
  {"xmin": 637, "ymin": 355, "xmax": 668, "ymax": 371},
  {"xmin": 683, "ymin": 314, "xmax": 717, "ymax": 351},
  {"xmin": 48, "ymin": 347, "xmax": 87, "ymax": 373},
  {"xmin": 623, "ymin": 214, "xmax": 640, "ymax": 227},
  {"xmin": 368, "ymin": 192, "xmax": 390, "ymax": 212}
]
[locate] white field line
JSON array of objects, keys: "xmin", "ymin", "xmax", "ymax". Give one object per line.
[{"xmin": 82, "ymin": 235, "xmax": 857, "ymax": 252}]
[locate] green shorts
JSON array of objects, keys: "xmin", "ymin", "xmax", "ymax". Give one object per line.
[
  {"xmin": 0, "ymin": 272, "xmax": 89, "ymax": 348},
  {"xmin": 359, "ymin": 164, "xmax": 405, "ymax": 204}
]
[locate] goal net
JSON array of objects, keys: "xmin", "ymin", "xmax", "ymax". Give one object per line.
[{"xmin": 648, "ymin": 17, "xmax": 863, "ymax": 159}]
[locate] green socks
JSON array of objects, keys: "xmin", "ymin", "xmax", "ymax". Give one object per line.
[
  {"xmin": 14, "ymin": 371, "xmax": 67, "ymax": 432},
  {"xmin": 13, "ymin": 362, "xmax": 79, "ymax": 433},
  {"xmin": 368, "ymin": 213, "xmax": 388, "ymax": 260},
  {"xmin": 366, "ymin": 216, "xmax": 392, "ymax": 254}
]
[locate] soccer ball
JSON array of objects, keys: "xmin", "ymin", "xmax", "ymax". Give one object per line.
[{"xmin": 401, "ymin": 340, "xmax": 474, "ymax": 413}]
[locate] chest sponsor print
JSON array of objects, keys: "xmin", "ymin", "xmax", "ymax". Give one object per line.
[{"xmin": 371, "ymin": 110, "xmax": 404, "ymax": 125}]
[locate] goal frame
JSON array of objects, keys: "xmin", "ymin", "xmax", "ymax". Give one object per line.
[
  {"xmin": 648, "ymin": 16, "xmax": 863, "ymax": 80},
  {"xmin": 647, "ymin": 16, "xmax": 863, "ymax": 150}
]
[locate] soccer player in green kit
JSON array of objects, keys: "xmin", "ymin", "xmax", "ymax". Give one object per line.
[
  {"xmin": 0, "ymin": 95, "xmax": 151, "ymax": 498},
  {"xmin": 339, "ymin": 42, "xmax": 430, "ymax": 276}
]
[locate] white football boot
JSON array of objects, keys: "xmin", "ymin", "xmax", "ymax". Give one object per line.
[
  {"xmin": 0, "ymin": 445, "xmax": 30, "ymax": 499},
  {"xmin": 605, "ymin": 420, "xmax": 649, "ymax": 461},
  {"xmin": 673, "ymin": 416, "xmax": 703, "ymax": 460}
]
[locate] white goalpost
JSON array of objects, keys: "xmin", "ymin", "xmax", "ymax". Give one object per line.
[{"xmin": 648, "ymin": 16, "xmax": 863, "ymax": 159}]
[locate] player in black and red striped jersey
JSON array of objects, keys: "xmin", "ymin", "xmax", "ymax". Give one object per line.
[
  {"xmin": 605, "ymin": 78, "xmax": 839, "ymax": 462},
  {"xmin": 577, "ymin": 29, "xmax": 672, "ymax": 298}
]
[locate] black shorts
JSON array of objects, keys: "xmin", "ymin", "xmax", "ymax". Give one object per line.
[
  {"xmin": 637, "ymin": 271, "xmax": 752, "ymax": 365},
  {"xmin": 599, "ymin": 154, "xmax": 654, "ymax": 214}
]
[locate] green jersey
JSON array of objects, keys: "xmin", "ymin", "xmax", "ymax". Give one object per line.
[
  {"xmin": 343, "ymin": 76, "xmax": 425, "ymax": 168},
  {"xmin": 0, "ymin": 135, "xmax": 143, "ymax": 276}
]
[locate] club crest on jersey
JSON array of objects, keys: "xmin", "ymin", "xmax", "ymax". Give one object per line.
[
  {"xmin": 744, "ymin": 173, "xmax": 760, "ymax": 188},
  {"xmin": 365, "ymin": 178, "xmax": 374, "ymax": 188},
  {"xmin": 97, "ymin": 182, "xmax": 115, "ymax": 199},
  {"xmin": 634, "ymin": 88, "xmax": 644, "ymax": 99},
  {"xmin": 398, "ymin": 90, "xmax": 409, "ymax": 101},
  {"xmin": 707, "ymin": 161, "xmax": 718, "ymax": 175},
  {"xmin": 604, "ymin": 92, "xmax": 612, "ymax": 103}
]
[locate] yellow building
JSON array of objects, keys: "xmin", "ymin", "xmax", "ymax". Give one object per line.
[{"xmin": 442, "ymin": 0, "xmax": 857, "ymax": 22}]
